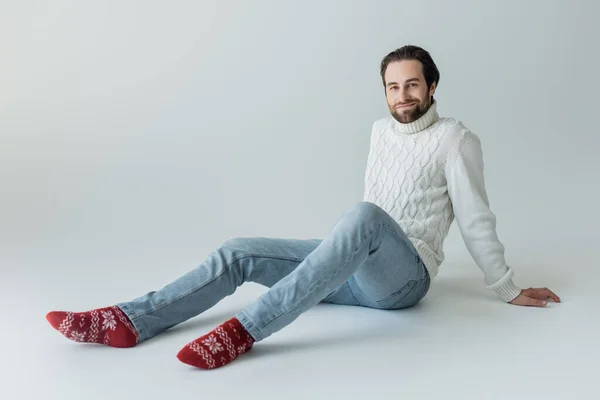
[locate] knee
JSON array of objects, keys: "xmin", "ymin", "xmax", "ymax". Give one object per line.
[
  {"xmin": 219, "ymin": 237, "xmax": 263, "ymax": 257},
  {"xmin": 219, "ymin": 238, "xmax": 251, "ymax": 257},
  {"xmin": 221, "ymin": 237, "xmax": 243, "ymax": 249},
  {"xmin": 349, "ymin": 201, "xmax": 391, "ymax": 224}
]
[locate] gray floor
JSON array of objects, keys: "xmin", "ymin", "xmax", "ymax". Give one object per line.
[{"xmin": 4, "ymin": 243, "xmax": 596, "ymax": 400}]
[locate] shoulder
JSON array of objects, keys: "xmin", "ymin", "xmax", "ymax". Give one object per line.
[
  {"xmin": 437, "ymin": 117, "xmax": 482, "ymax": 149},
  {"xmin": 437, "ymin": 117, "xmax": 471, "ymax": 138},
  {"xmin": 370, "ymin": 116, "xmax": 394, "ymax": 134},
  {"xmin": 438, "ymin": 119, "xmax": 486, "ymax": 171}
]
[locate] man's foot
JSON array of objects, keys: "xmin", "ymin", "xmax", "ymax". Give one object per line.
[
  {"xmin": 177, "ymin": 317, "xmax": 255, "ymax": 369},
  {"xmin": 46, "ymin": 306, "xmax": 139, "ymax": 348}
]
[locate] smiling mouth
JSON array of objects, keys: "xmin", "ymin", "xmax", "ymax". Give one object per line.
[{"xmin": 396, "ymin": 102, "xmax": 417, "ymax": 109}]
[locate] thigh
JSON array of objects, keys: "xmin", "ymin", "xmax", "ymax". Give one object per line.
[
  {"xmin": 350, "ymin": 220, "xmax": 430, "ymax": 310},
  {"xmin": 322, "ymin": 202, "xmax": 430, "ymax": 309},
  {"xmin": 220, "ymin": 237, "xmax": 322, "ymax": 288}
]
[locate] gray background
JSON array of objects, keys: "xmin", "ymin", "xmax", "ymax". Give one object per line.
[{"xmin": 1, "ymin": 1, "xmax": 598, "ymax": 399}]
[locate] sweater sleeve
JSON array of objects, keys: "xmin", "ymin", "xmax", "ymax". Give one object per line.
[{"xmin": 445, "ymin": 131, "xmax": 522, "ymax": 302}]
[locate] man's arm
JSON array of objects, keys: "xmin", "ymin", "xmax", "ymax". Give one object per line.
[
  {"xmin": 445, "ymin": 131, "xmax": 560, "ymax": 306},
  {"xmin": 444, "ymin": 131, "xmax": 522, "ymax": 302}
]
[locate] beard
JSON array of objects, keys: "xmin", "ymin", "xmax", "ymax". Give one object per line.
[{"xmin": 389, "ymin": 97, "xmax": 431, "ymax": 124}]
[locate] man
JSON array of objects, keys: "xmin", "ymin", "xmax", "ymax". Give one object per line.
[{"xmin": 46, "ymin": 45, "xmax": 560, "ymax": 370}]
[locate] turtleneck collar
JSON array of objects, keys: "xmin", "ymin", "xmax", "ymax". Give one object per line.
[{"xmin": 393, "ymin": 101, "xmax": 439, "ymax": 135}]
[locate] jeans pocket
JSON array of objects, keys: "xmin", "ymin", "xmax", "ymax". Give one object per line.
[{"xmin": 376, "ymin": 278, "xmax": 429, "ymax": 310}]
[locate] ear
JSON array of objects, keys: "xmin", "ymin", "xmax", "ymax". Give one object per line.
[{"xmin": 429, "ymin": 82, "xmax": 437, "ymax": 99}]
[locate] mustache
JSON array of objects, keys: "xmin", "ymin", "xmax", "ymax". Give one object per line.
[{"xmin": 394, "ymin": 100, "xmax": 419, "ymax": 107}]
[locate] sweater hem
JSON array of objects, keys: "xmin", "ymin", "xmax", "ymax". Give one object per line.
[
  {"xmin": 409, "ymin": 238, "xmax": 522, "ymax": 303},
  {"xmin": 409, "ymin": 238, "xmax": 440, "ymax": 280}
]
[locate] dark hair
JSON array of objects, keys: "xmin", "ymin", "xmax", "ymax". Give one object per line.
[{"xmin": 380, "ymin": 45, "xmax": 440, "ymax": 95}]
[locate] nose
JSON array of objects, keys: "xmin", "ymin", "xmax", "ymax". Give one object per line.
[{"xmin": 398, "ymin": 87, "xmax": 411, "ymax": 103}]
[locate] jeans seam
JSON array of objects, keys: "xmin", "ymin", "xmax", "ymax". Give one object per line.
[
  {"xmin": 258, "ymin": 225, "xmax": 392, "ymax": 332},
  {"xmin": 347, "ymin": 283, "xmax": 360, "ymax": 305},
  {"xmin": 132, "ymin": 252, "xmax": 306, "ymax": 318},
  {"xmin": 376, "ymin": 279, "xmax": 415, "ymax": 305},
  {"xmin": 387, "ymin": 276, "xmax": 430, "ymax": 308}
]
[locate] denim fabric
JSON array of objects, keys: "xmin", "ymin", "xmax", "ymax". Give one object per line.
[{"xmin": 118, "ymin": 201, "xmax": 430, "ymax": 342}]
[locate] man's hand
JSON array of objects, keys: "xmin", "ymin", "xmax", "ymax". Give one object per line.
[{"xmin": 509, "ymin": 287, "xmax": 561, "ymax": 307}]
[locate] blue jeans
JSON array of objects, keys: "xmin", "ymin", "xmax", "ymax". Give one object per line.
[{"xmin": 117, "ymin": 202, "xmax": 430, "ymax": 342}]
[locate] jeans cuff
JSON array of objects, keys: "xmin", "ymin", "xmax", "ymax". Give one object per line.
[
  {"xmin": 116, "ymin": 302, "xmax": 147, "ymax": 342},
  {"xmin": 235, "ymin": 311, "xmax": 263, "ymax": 342}
]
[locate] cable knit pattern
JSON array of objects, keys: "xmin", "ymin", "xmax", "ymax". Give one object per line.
[{"xmin": 363, "ymin": 102, "xmax": 521, "ymax": 302}]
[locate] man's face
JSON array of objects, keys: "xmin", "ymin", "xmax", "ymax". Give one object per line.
[{"xmin": 384, "ymin": 60, "xmax": 436, "ymax": 124}]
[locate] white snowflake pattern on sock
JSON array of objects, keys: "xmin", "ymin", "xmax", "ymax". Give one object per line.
[
  {"xmin": 202, "ymin": 335, "xmax": 223, "ymax": 354},
  {"xmin": 70, "ymin": 330, "xmax": 86, "ymax": 342},
  {"xmin": 101, "ymin": 310, "xmax": 117, "ymax": 331}
]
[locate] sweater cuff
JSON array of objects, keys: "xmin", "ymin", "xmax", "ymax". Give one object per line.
[{"xmin": 486, "ymin": 268, "xmax": 522, "ymax": 302}]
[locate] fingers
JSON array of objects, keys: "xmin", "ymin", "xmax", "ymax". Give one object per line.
[
  {"xmin": 510, "ymin": 295, "xmax": 547, "ymax": 307},
  {"xmin": 532, "ymin": 288, "xmax": 561, "ymax": 302},
  {"xmin": 510, "ymin": 287, "xmax": 562, "ymax": 307},
  {"xmin": 523, "ymin": 297, "xmax": 547, "ymax": 307},
  {"xmin": 544, "ymin": 288, "xmax": 561, "ymax": 302}
]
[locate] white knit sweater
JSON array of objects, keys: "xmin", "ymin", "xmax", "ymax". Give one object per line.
[{"xmin": 363, "ymin": 102, "xmax": 521, "ymax": 302}]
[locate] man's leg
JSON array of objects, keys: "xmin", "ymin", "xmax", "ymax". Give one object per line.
[
  {"xmin": 177, "ymin": 201, "xmax": 430, "ymax": 369},
  {"xmin": 46, "ymin": 237, "xmax": 323, "ymax": 347},
  {"xmin": 237, "ymin": 201, "xmax": 429, "ymax": 340}
]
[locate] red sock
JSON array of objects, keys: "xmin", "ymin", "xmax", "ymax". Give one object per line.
[
  {"xmin": 177, "ymin": 317, "xmax": 255, "ymax": 369},
  {"xmin": 46, "ymin": 306, "xmax": 139, "ymax": 348}
]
